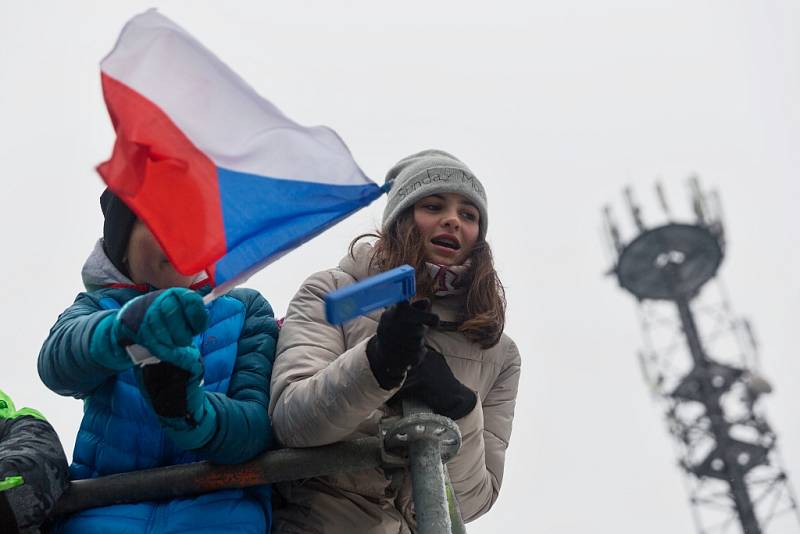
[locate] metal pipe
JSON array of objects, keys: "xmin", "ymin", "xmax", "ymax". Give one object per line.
[
  {"xmin": 403, "ymin": 398, "xmax": 453, "ymax": 534},
  {"xmin": 52, "ymin": 437, "xmax": 383, "ymax": 517}
]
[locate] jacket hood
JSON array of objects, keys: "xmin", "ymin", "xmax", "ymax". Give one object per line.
[
  {"xmin": 81, "ymin": 239, "xmax": 211, "ymax": 293},
  {"xmin": 338, "ymin": 241, "xmax": 376, "ymax": 282},
  {"xmin": 81, "ymin": 238, "xmax": 135, "ymax": 291}
]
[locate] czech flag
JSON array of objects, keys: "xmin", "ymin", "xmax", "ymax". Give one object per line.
[{"xmin": 97, "ymin": 9, "xmax": 384, "ymax": 293}]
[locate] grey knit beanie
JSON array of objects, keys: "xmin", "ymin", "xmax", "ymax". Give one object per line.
[{"xmin": 382, "ymin": 149, "xmax": 488, "ymax": 239}]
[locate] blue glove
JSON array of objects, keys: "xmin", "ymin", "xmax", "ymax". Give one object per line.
[
  {"xmin": 89, "ymin": 288, "xmax": 209, "ymax": 372},
  {"xmin": 89, "ymin": 314, "xmax": 133, "ymax": 372},
  {"xmin": 116, "ymin": 288, "xmax": 209, "ymax": 363}
]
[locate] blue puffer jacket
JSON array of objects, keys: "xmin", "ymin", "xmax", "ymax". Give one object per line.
[{"xmin": 38, "ymin": 242, "xmax": 278, "ymax": 533}]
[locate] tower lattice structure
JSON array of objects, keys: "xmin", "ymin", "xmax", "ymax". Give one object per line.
[{"xmin": 603, "ymin": 177, "xmax": 800, "ymax": 534}]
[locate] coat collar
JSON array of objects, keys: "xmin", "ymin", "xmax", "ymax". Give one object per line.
[{"xmin": 337, "ymin": 242, "xmax": 465, "ymax": 323}]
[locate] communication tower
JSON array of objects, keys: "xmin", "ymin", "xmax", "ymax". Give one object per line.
[{"xmin": 603, "ymin": 177, "xmax": 799, "ymax": 534}]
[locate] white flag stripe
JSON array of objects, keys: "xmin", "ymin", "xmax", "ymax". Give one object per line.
[{"xmin": 101, "ymin": 9, "xmax": 371, "ymax": 187}]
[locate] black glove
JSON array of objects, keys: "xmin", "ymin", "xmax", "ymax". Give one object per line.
[
  {"xmin": 137, "ymin": 350, "xmax": 216, "ymax": 451},
  {"xmin": 141, "ymin": 362, "xmax": 193, "ymax": 419},
  {"xmin": 391, "ymin": 348, "xmax": 477, "ymax": 420},
  {"xmin": 367, "ymin": 300, "xmax": 439, "ymax": 390}
]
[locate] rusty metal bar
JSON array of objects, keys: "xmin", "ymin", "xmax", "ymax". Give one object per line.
[{"xmin": 52, "ymin": 437, "xmax": 382, "ymax": 517}]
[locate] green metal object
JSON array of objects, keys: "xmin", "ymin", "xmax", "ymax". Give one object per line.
[
  {"xmin": 13, "ymin": 407, "xmax": 46, "ymax": 421},
  {"xmin": 0, "ymin": 389, "xmax": 47, "ymax": 421},
  {"xmin": 445, "ymin": 470, "xmax": 467, "ymax": 534},
  {"xmin": 0, "ymin": 390, "xmax": 16, "ymax": 419},
  {"xmin": 0, "ymin": 476, "xmax": 24, "ymax": 492}
]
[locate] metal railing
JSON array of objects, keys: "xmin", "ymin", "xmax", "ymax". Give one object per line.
[{"xmin": 53, "ymin": 402, "xmax": 465, "ymax": 533}]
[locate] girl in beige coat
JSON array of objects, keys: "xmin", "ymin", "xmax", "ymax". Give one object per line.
[{"xmin": 269, "ymin": 150, "xmax": 521, "ymax": 534}]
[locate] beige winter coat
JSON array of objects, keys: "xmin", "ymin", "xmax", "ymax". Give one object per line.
[{"xmin": 269, "ymin": 243, "xmax": 521, "ymax": 534}]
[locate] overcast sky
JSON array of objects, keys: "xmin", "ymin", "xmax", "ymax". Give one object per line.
[{"xmin": 1, "ymin": 1, "xmax": 799, "ymax": 532}]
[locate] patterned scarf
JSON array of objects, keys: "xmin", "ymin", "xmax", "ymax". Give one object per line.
[{"xmin": 425, "ymin": 262, "xmax": 471, "ymax": 297}]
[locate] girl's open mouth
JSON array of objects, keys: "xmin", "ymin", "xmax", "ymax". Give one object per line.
[{"xmin": 431, "ymin": 236, "xmax": 461, "ymax": 251}]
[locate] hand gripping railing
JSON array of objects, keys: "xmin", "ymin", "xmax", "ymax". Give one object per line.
[{"xmin": 52, "ymin": 401, "xmax": 465, "ymax": 533}]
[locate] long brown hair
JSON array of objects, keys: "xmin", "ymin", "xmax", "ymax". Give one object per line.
[{"xmin": 350, "ymin": 209, "xmax": 506, "ymax": 348}]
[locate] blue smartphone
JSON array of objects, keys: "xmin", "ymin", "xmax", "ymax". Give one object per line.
[{"xmin": 325, "ymin": 265, "xmax": 416, "ymax": 325}]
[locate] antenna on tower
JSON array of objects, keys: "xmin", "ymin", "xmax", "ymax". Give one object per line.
[
  {"xmin": 655, "ymin": 179, "xmax": 672, "ymax": 220},
  {"xmin": 708, "ymin": 188, "xmax": 726, "ymax": 249},
  {"xmin": 623, "ymin": 186, "xmax": 646, "ymax": 232},
  {"xmin": 604, "ymin": 176, "xmax": 800, "ymax": 534},
  {"xmin": 602, "ymin": 204, "xmax": 624, "ymax": 260},
  {"xmin": 689, "ymin": 174, "xmax": 726, "ymax": 252},
  {"xmin": 688, "ymin": 174, "xmax": 715, "ymax": 227}
]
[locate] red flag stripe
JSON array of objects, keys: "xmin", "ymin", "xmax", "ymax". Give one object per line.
[{"xmin": 97, "ymin": 73, "xmax": 226, "ymax": 276}]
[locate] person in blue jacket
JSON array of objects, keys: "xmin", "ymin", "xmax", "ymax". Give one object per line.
[{"xmin": 38, "ymin": 190, "xmax": 278, "ymax": 533}]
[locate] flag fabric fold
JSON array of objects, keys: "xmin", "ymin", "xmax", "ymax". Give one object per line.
[{"xmin": 98, "ymin": 9, "xmax": 383, "ymax": 292}]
